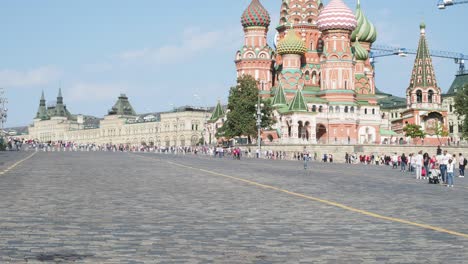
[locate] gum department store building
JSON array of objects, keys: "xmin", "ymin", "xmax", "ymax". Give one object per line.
[{"xmin": 26, "ymin": 0, "xmax": 467, "ymax": 146}]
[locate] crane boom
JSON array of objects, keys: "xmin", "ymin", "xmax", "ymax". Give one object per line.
[
  {"xmin": 370, "ymin": 45, "xmax": 467, "ymax": 74},
  {"xmin": 438, "ymin": 0, "xmax": 468, "ymax": 9}
]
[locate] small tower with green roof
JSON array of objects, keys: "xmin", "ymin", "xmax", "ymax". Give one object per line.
[
  {"xmin": 209, "ymin": 100, "xmax": 224, "ymax": 122},
  {"xmin": 53, "ymin": 88, "xmax": 67, "ymax": 117},
  {"xmin": 407, "ymin": 23, "xmax": 442, "ymax": 110},
  {"xmin": 35, "ymin": 91, "xmax": 49, "ymax": 120},
  {"xmin": 288, "ymin": 89, "xmax": 307, "ymax": 112}
]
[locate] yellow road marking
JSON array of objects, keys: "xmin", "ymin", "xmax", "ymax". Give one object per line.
[
  {"xmin": 0, "ymin": 152, "xmax": 37, "ymax": 176},
  {"xmin": 132, "ymin": 153, "xmax": 468, "ymax": 239}
]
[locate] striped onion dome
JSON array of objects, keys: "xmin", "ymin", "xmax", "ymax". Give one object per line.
[
  {"xmin": 241, "ymin": 0, "xmax": 271, "ymax": 28},
  {"xmin": 351, "ymin": 0, "xmax": 377, "ymax": 43},
  {"xmin": 317, "ymin": 0, "xmax": 357, "ymax": 32},
  {"xmin": 277, "ymin": 29, "xmax": 307, "ymax": 55},
  {"xmin": 353, "ymin": 41, "xmax": 368, "ymax": 61}
]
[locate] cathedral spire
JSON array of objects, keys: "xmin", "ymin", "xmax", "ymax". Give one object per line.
[
  {"xmin": 35, "ymin": 91, "xmax": 48, "ymax": 120},
  {"xmin": 288, "ymin": 88, "xmax": 307, "ymax": 112},
  {"xmin": 272, "ymin": 84, "xmax": 287, "ymax": 106},
  {"xmin": 408, "ymin": 23, "xmax": 438, "ymax": 90},
  {"xmin": 209, "ymin": 100, "xmax": 224, "ymax": 121},
  {"xmin": 57, "ymin": 88, "xmax": 63, "ymax": 104}
]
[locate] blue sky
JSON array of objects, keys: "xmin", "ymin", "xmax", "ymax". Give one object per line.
[{"xmin": 1, "ymin": 0, "xmax": 467, "ymax": 127}]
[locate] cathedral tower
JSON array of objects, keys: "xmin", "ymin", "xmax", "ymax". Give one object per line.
[
  {"xmin": 392, "ymin": 23, "xmax": 448, "ymax": 139},
  {"xmin": 407, "ymin": 23, "xmax": 442, "ymax": 109},
  {"xmin": 235, "ymin": 0, "xmax": 275, "ymax": 92},
  {"xmin": 277, "ymin": 0, "xmax": 323, "ymax": 88},
  {"xmin": 35, "ymin": 91, "xmax": 49, "ymax": 120},
  {"xmin": 317, "ymin": 0, "xmax": 357, "ymax": 103},
  {"xmin": 54, "ymin": 88, "xmax": 67, "ymax": 117},
  {"xmin": 351, "ymin": 0, "xmax": 377, "ymax": 101}
]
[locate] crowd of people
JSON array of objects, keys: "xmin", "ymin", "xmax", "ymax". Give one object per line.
[
  {"xmin": 3, "ymin": 138, "xmax": 466, "ymax": 187},
  {"xmin": 345, "ymin": 146, "xmax": 465, "ymax": 188}
]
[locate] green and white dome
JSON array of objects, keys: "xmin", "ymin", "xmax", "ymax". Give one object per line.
[
  {"xmin": 277, "ymin": 29, "xmax": 307, "ymax": 55},
  {"xmin": 351, "ymin": 0, "xmax": 377, "ymax": 43},
  {"xmin": 353, "ymin": 41, "xmax": 368, "ymax": 61}
]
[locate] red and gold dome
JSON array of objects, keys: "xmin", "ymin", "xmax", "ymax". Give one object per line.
[
  {"xmin": 317, "ymin": 0, "xmax": 357, "ymax": 32},
  {"xmin": 241, "ymin": 0, "xmax": 271, "ymax": 28}
]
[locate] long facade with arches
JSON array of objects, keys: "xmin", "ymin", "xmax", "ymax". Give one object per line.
[
  {"xmin": 232, "ymin": 0, "xmax": 382, "ymax": 144},
  {"xmin": 27, "ymin": 93, "xmax": 208, "ymax": 147}
]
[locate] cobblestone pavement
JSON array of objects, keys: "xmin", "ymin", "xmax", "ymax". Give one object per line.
[{"xmin": 0, "ymin": 152, "xmax": 466, "ymax": 263}]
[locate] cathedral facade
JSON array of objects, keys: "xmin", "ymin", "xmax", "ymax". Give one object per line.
[{"xmin": 234, "ymin": 0, "xmax": 382, "ymax": 144}]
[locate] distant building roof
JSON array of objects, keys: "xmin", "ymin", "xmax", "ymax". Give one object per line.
[
  {"xmin": 108, "ymin": 94, "xmax": 137, "ymax": 116},
  {"xmin": 378, "ymin": 94, "xmax": 406, "ymax": 110},
  {"xmin": 444, "ymin": 72, "xmax": 468, "ymax": 96},
  {"xmin": 5, "ymin": 126, "xmax": 29, "ymax": 136}
]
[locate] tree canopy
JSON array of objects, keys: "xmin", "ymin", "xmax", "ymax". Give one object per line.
[
  {"xmin": 217, "ymin": 75, "xmax": 274, "ymax": 142},
  {"xmin": 454, "ymin": 84, "xmax": 468, "ymax": 139},
  {"xmin": 403, "ymin": 124, "xmax": 426, "ymax": 143}
]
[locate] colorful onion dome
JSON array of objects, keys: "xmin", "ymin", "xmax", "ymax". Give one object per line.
[
  {"xmin": 351, "ymin": 0, "xmax": 377, "ymax": 43},
  {"xmin": 277, "ymin": 29, "xmax": 307, "ymax": 55},
  {"xmin": 241, "ymin": 0, "xmax": 271, "ymax": 28},
  {"xmin": 353, "ymin": 41, "xmax": 368, "ymax": 61},
  {"xmin": 317, "ymin": 0, "xmax": 357, "ymax": 32}
]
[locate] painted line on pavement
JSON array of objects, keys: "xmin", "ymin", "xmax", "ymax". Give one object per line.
[
  {"xmin": 132, "ymin": 153, "xmax": 468, "ymax": 239},
  {"xmin": 0, "ymin": 152, "xmax": 37, "ymax": 176}
]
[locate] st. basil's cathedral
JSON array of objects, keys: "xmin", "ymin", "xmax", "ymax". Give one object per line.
[{"xmin": 214, "ymin": 0, "xmax": 451, "ymax": 145}]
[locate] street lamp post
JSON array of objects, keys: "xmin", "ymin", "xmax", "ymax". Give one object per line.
[
  {"xmin": 0, "ymin": 88, "xmax": 8, "ymax": 150},
  {"xmin": 255, "ymin": 81, "xmax": 265, "ymax": 158}
]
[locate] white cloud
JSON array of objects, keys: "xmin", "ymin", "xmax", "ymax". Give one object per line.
[
  {"xmin": 82, "ymin": 62, "xmax": 114, "ymax": 73},
  {"xmin": 117, "ymin": 26, "xmax": 239, "ymax": 65},
  {"xmin": 68, "ymin": 82, "xmax": 129, "ymax": 102},
  {"xmin": 0, "ymin": 66, "xmax": 61, "ymax": 88}
]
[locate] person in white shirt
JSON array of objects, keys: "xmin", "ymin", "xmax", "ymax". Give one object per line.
[
  {"xmin": 415, "ymin": 151, "xmax": 424, "ymax": 180},
  {"xmin": 439, "ymin": 150, "xmax": 450, "ymax": 184},
  {"xmin": 447, "ymin": 158, "xmax": 455, "ymax": 187},
  {"xmin": 458, "ymin": 153, "xmax": 466, "ymax": 178},
  {"xmin": 392, "ymin": 153, "xmax": 398, "ymax": 169}
]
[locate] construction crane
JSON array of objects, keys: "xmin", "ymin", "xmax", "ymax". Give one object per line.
[
  {"xmin": 370, "ymin": 44, "xmax": 467, "ymax": 75},
  {"xmin": 437, "ymin": 0, "xmax": 468, "ymax": 9}
]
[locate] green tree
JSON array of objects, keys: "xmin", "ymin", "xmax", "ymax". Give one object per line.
[
  {"xmin": 454, "ymin": 84, "xmax": 468, "ymax": 139},
  {"xmin": 218, "ymin": 75, "xmax": 274, "ymax": 143},
  {"xmin": 403, "ymin": 124, "xmax": 426, "ymax": 145},
  {"xmin": 433, "ymin": 121, "xmax": 449, "ymax": 145}
]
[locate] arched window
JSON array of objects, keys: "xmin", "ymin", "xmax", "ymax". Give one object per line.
[
  {"xmin": 428, "ymin": 90, "xmax": 434, "ymax": 103},
  {"xmin": 319, "ymin": 106, "xmax": 323, "ymax": 113},
  {"xmin": 305, "ymin": 71, "xmax": 310, "ymax": 80},
  {"xmin": 335, "ymin": 106, "xmax": 340, "ymax": 113},
  {"xmin": 344, "ymin": 106, "xmax": 349, "ymax": 113},
  {"xmin": 312, "ymin": 105, "xmax": 317, "ymax": 112},
  {"xmin": 416, "ymin": 90, "xmax": 422, "ymax": 103},
  {"xmin": 350, "ymin": 106, "xmax": 355, "ymax": 113},
  {"xmin": 310, "ymin": 40, "xmax": 314, "ymax": 50},
  {"xmin": 312, "ymin": 72, "xmax": 317, "ymax": 84},
  {"xmin": 372, "ymin": 109, "xmax": 375, "ymax": 115},
  {"xmin": 329, "ymin": 106, "xmax": 333, "ymax": 113},
  {"xmin": 364, "ymin": 108, "xmax": 368, "ymax": 115}
]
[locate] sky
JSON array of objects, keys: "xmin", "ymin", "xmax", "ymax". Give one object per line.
[{"xmin": 1, "ymin": 0, "xmax": 467, "ymax": 127}]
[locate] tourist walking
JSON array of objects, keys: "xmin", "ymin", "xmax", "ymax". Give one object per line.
[
  {"xmin": 447, "ymin": 158, "xmax": 455, "ymax": 187},
  {"xmin": 401, "ymin": 153, "xmax": 407, "ymax": 171},
  {"xmin": 392, "ymin": 153, "xmax": 398, "ymax": 169},
  {"xmin": 423, "ymin": 152, "xmax": 430, "ymax": 180},
  {"xmin": 303, "ymin": 149, "xmax": 310, "ymax": 170},
  {"xmin": 458, "ymin": 153, "xmax": 466, "ymax": 178},
  {"xmin": 415, "ymin": 151, "xmax": 423, "ymax": 180},
  {"xmin": 439, "ymin": 151, "xmax": 448, "ymax": 184}
]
